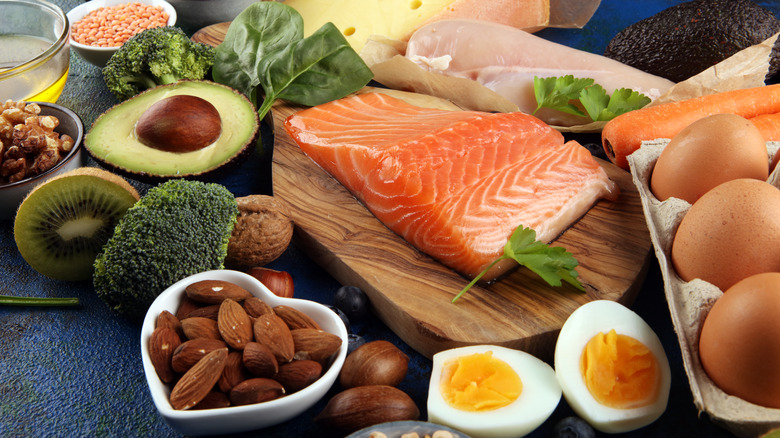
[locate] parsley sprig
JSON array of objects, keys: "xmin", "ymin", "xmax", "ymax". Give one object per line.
[
  {"xmin": 451, "ymin": 225, "xmax": 585, "ymax": 303},
  {"xmin": 532, "ymin": 75, "xmax": 650, "ymax": 122}
]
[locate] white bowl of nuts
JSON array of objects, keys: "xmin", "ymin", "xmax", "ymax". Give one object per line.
[
  {"xmin": 140, "ymin": 269, "xmax": 349, "ymax": 436},
  {"xmin": 0, "ymin": 100, "xmax": 84, "ymax": 220}
]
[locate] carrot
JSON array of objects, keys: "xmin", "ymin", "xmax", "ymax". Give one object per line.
[
  {"xmin": 601, "ymin": 84, "xmax": 780, "ymax": 170},
  {"xmin": 747, "ymin": 113, "xmax": 780, "ymax": 142}
]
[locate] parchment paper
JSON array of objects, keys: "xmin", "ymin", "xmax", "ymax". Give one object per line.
[{"xmin": 362, "ymin": 30, "xmax": 779, "ymax": 133}]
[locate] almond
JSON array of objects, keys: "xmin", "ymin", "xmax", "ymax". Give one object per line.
[
  {"xmin": 253, "ymin": 313, "xmax": 295, "ymax": 363},
  {"xmin": 291, "ymin": 328, "xmax": 343, "ymax": 365},
  {"xmin": 156, "ymin": 310, "xmax": 183, "ymax": 339},
  {"xmin": 243, "ymin": 296, "xmax": 274, "ymax": 318},
  {"xmin": 243, "ymin": 341, "xmax": 278, "ymax": 378},
  {"xmin": 169, "ymin": 347, "xmax": 229, "ymax": 410},
  {"xmin": 186, "ymin": 304, "xmax": 220, "ymax": 320},
  {"xmin": 229, "ymin": 378, "xmax": 285, "ymax": 406},
  {"xmin": 148, "ymin": 326, "xmax": 181, "ymax": 383},
  {"xmin": 218, "ymin": 299, "xmax": 253, "ymax": 350},
  {"xmin": 191, "ymin": 390, "xmax": 231, "ymax": 410},
  {"xmin": 181, "ymin": 316, "xmax": 221, "ymax": 340},
  {"xmin": 218, "ymin": 350, "xmax": 248, "ymax": 393},
  {"xmin": 276, "ymin": 359, "xmax": 322, "ymax": 393},
  {"xmin": 176, "ymin": 296, "xmax": 200, "ymax": 320},
  {"xmin": 274, "ymin": 305, "xmax": 321, "ymax": 330},
  {"xmin": 185, "ymin": 279, "xmax": 253, "ymax": 304},
  {"xmin": 172, "ymin": 338, "xmax": 228, "ymax": 374}
]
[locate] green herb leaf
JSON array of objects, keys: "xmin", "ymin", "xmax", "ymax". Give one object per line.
[
  {"xmin": 213, "ymin": 2, "xmax": 373, "ymax": 121},
  {"xmin": 533, "ymin": 75, "xmax": 593, "ymax": 117},
  {"xmin": 533, "ymin": 76, "xmax": 650, "ymax": 122},
  {"xmin": 451, "ymin": 225, "xmax": 585, "ymax": 303}
]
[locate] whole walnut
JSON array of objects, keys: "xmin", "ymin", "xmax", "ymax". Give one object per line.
[{"xmin": 225, "ymin": 195, "xmax": 294, "ymax": 269}]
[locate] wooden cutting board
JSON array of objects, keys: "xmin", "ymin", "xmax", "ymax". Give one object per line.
[{"xmin": 194, "ymin": 24, "xmax": 653, "ymax": 360}]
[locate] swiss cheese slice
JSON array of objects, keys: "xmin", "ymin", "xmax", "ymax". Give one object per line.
[{"xmin": 283, "ymin": 0, "xmax": 550, "ymax": 53}]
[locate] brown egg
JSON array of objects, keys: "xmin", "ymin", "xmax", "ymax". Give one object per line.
[
  {"xmin": 671, "ymin": 178, "xmax": 780, "ymax": 291},
  {"xmin": 698, "ymin": 272, "xmax": 780, "ymax": 409},
  {"xmin": 650, "ymin": 113, "xmax": 768, "ymax": 204}
]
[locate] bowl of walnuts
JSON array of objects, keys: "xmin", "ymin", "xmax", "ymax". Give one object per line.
[{"xmin": 0, "ymin": 100, "xmax": 84, "ymax": 220}]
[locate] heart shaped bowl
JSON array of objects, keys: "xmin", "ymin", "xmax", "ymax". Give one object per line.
[{"xmin": 140, "ymin": 269, "xmax": 349, "ymax": 436}]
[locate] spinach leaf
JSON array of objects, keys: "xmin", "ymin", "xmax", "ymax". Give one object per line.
[
  {"xmin": 213, "ymin": 2, "xmax": 373, "ymax": 120},
  {"xmin": 257, "ymin": 22, "xmax": 374, "ymax": 119}
]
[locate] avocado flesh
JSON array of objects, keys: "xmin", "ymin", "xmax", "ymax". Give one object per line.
[
  {"xmin": 603, "ymin": 0, "xmax": 780, "ymax": 83},
  {"xmin": 86, "ymin": 80, "xmax": 259, "ymax": 179}
]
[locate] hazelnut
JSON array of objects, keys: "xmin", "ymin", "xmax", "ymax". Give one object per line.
[{"xmin": 339, "ymin": 340, "xmax": 408, "ymax": 388}]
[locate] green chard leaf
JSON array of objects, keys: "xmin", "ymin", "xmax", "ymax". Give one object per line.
[
  {"xmin": 533, "ymin": 75, "xmax": 650, "ymax": 122},
  {"xmin": 451, "ymin": 225, "xmax": 584, "ymax": 303}
]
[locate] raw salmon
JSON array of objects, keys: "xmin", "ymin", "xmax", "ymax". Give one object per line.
[{"xmin": 284, "ymin": 92, "xmax": 619, "ymax": 280}]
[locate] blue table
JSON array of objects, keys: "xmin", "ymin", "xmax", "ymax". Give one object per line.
[{"xmin": 2, "ymin": 1, "xmax": 777, "ymax": 436}]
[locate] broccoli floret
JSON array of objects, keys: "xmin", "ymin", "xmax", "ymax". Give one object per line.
[
  {"xmin": 94, "ymin": 179, "xmax": 238, "ymax": 320},
  {"xmin": 102, "ymin": 26, "xmax": 215, "ymax": 101}
]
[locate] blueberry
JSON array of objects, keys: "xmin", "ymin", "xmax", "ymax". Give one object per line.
[
  {"xmin": 552, "ymin": 416, "xmax": 596, "ymax": 438},
  {"xmin": 347, "ymin": 333, "xmax": 366, "ymax": 355},
  {"xmin": 326, "ymin": 304, "xmax": 351, "ymax": 333},
  {"xmin": 333, "ymin": 285, "xmax": 370, "ymax": 321}
]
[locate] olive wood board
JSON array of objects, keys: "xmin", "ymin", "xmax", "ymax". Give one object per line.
[{"xmin": 193, "ymin": 23, "xmax": 653, "ymax": 360}]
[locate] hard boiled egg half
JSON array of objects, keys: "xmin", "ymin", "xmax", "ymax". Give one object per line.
[
  {"xmin": 427, "ymin": 345, "xmax": 561, "ymax": 438},
  {"xmin": 555, "ymin": 300, "xmax": 671, "ymax": 433}
]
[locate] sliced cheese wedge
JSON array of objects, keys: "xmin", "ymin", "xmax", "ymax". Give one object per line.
[{"xmin": 283, "ymin": 0, "xmax": 550, "ymax": 53}]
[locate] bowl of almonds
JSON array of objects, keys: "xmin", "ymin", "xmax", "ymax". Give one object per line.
[{"xmin": 140, "ymin": 269, "xmax": 349, "ymax": 436}]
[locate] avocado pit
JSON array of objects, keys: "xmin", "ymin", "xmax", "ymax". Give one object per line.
[{"xmin": 135, "ymin": 94, "xmax": 222, "ymax": 152}]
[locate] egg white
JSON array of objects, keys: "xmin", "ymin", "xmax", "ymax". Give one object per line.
[
  {"xmin": 427, "ymin": 345, "xmax": 561, "ymax": 438},
  {"xmin": 554, "ymin": 300, "xmax": 671, "ymax": 433}
]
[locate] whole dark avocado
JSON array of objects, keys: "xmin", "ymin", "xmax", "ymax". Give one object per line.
[
  {"xmin": 603, "ymin": 0, "xmax": 780, "ymax": 83},
  {"xmin": 85, "ymin": 80, "xmax": 259, "ymax": 182}
]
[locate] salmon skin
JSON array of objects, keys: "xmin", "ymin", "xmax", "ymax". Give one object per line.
[{"xmin": 284, "ymin": 92, "xmax": 619, "ymax": 281}]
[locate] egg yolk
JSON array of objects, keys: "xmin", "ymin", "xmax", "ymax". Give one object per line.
[
  {"xmin": 440, "ymin": 351, "xmax": 522, "ymax": 411},
  {"xmin": 580, "ymin": 329, "xmax": 660, "ymax": 409}
]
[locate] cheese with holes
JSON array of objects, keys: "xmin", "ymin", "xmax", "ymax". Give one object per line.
[{"xmin": 283, "ymin": 0, "xmax": 550, "ymax": 53}]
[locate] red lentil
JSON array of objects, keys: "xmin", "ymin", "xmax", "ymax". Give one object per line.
[{"xmin": 70, "ymin": 2, "xmax": 170, "ymax": 47}]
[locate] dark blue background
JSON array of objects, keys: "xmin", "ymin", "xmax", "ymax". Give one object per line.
[{"xmin": 2, "ymin": 1, "xmax": 778, "ymax": 436}]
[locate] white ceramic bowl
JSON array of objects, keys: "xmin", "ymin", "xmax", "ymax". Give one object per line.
[
  {"xmin": 140, "ymin": 269, "xmax": 349, "ymax": 436},
  {"xmin": 0, "ymin": 102, "xmax": 84, "ymax": 221},
  {"xmin": 67, "ymin": 0, "xmax": 177, "ymax": 67}
]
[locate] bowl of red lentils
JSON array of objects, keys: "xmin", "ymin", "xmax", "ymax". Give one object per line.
[{"xmin": 67, "ymin": 0, "xmax": 177, "ymax": 67}]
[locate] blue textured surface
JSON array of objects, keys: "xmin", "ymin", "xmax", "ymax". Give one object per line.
[{"xmin": 2, "ymin": 1, "xmax": 779, "ymax": 436}]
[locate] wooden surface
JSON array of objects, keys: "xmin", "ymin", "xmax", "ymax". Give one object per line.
[
  {"xmin": 270, "ymin": 102, "xmax": 652, "ymax": 360},
  {"xmin": 194, "ymin": 22, "xmax": 653, "ymax": 361}
]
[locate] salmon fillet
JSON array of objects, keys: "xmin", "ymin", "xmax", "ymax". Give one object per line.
[{"xmin": 284, "ymin": 92, "xmax": 619, "ymax": 280}]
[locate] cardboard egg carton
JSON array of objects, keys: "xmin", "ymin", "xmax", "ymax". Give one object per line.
[{"xmin": 628, "ymin": 140, "xmax": 780, "ymax": 438}]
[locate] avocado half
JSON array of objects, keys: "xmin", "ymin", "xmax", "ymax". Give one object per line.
[{"xmin": 85, "ymin": 80, "xmax": 259, "ymax": 181}]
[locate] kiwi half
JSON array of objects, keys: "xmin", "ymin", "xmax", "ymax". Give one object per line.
[{"xmin": 14, "ymin": 167, "xmax": 140, "ymax": 281}]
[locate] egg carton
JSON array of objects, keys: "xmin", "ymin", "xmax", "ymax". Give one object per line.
[{"xmin": 627, "ymin": 140, "xmax": 780, "ymax": 438}]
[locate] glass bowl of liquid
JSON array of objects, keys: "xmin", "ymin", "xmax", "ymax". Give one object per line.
[{"xmin": 0, "ymin": 0, "xmax": 70, "ymax": 103}]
